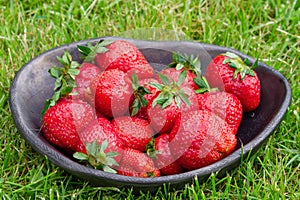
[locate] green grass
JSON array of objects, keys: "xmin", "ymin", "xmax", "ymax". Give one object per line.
[{"xmin": 1, "ymin": 0, "xmax": 299, "ymax": 199}]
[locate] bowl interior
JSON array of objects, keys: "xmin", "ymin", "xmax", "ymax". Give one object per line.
[{"xmin": 9, "ymin": 37, "xmax": 291, "ymax": 191}]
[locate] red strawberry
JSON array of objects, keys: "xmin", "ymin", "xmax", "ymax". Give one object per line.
[
  {"xmin": 193, "ymin": 76, "xmax": 242, "ymax": 134},
  {"xmin": 68, "ymin": 62, "xmax": 101, "ymax": 102},
  {"xmin": 147, "ymin": 134, "xmax": 184, "ymax": 175},
  {"xmin": 76, "ymin": 62, "xmax": 102, "ymax": 88},
  {"xmin": 117, "ymin": 148, "xmax": 160, "ymax": 177},
  {"xmin": 147, "ymin": 72, "xmax": 199, "ymax": 134},
  {"xmin": 205, "ymin": 52, "xmax": 261, "ymax": 112},
  {"xmin": 112, "ymin": 116, "xmax": 154, "ymax": 152},
  {"xmin": 77, "ymin": 117, "xmax": 124, "ymax": 164},
  {"xmin": 42, "ymin": 99, "xmax": 95, "ymax": 153},
  {"xmin": 197, "ymin": 92, "xmax": 242, "ymax": 134},
  {"xmin": 90, "ymin": 69, "xmax": 132, "ymax": 118},
  {"xmin": 78, "ymin": 40, "xmax": 154, "ymax": 79},
  {"xmin": 169, "ymin": 109, "xmax": 237, "ymax": 170}
]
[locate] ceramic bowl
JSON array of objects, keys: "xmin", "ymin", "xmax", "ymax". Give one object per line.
[{"xmin": 9, "ymin": 37, "xmax": 291, "ymax": 192}]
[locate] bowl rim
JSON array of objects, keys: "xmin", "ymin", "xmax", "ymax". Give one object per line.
[{"xmin": 9, "ymin": 36, "xmax": 292, "ymax": 186}]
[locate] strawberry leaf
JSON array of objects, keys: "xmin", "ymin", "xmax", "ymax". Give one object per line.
[
  {"xmin": 130, "ymin": 73, "xmax": 151, "ymax": 116},
  {"xmin": 251, "ymin": 59, "xmax": 258, "ymax": 69},
  {"xmin": 178, "ymin": 90, "xmax": 190, "ymax": 107},
  {"xmin": 146, "ymin": 137, "xmax": 161, "ymax": 159},
  {"xmin": 68, "ymin": 68, "xmax": 80, "ymax": 77},
  {"xmin": 149, "ymin": 82, "xmax": 163, "ymax": 91},
  {"xmin": 174, "ymin": 95, "xmax": 182, "ymax": 109},
  {"xmin": 222, "ymin": 52, "xmax": 258, "ymax": 80},
  {"xmin": 158, "ymin": 73, "xmax": 170, "ymax": 85},
  {"xmin": 169, "ymin": 52, "xmax": 201, "ymax": 76},
  {"xmin": 177, "ymin": 70, "xmax": 188, "ymax": 86},
  {"xmin": 103, "ymin": 166, "xmax": 117, "ymax": 174},
  {"xmin": 193, "ymin": 76, "xmax": 218, "ymax": 94},
  {"xmin": 73, "ymin": 139, "xmax": 119, "ymax": 174},
  {"xmin": 77, "ymin": 40, "xmax": 114, "ymax": 62},
  {"xmin": 73, "ymin": 152, "xmax": 88, "ymax": 160},
  {"xmin": 49, "ymin": 67, "xmax": 63, "ymax": 78},
  {"xmin": 222, "ymin": 52, "xmax": 239, "ymax": 59},
  {"xmin": 77, "ymin": 45, "xmax": 91, "ymax": 56},
  {"xmin": 42, "ymin": 51, "xmax": 80, "ymax": 115}
]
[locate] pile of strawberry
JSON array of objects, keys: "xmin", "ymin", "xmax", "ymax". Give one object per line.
[{"xmin": 41, "ymin": 40, "xmax": 260, "ymax": 177}]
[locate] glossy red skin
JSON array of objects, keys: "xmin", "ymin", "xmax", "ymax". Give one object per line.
[
  {"xmin": 205, "ymin": 55, "xmax": 261, "ymax": 112},
  {"xmin": 154, "ymin": 134, "xmax": 184, "ymax": 175},
  {"xmin": 42, "ymin": 99, "xmax": 95, "ymax": 153},
  {"xmin": 112, "ymin": 116, "xmax": 154, "ymax": 152},
  {"xmin": 147, "ymin": 86, "xmax": 199, "ymax": 134},
  {"xmin": 78, "ymin": 117, "xmax": 124, "ymax": 163},
  {"xmin": 158, "ymin": 68, "xmax": 198, "ymax": 90},
  {"xmin": 117, "ymin": 148, "xmax": 160, "ymax": 178},
  {"xmin": 169, "ymin": 110, "xmax": 237, "ymax": 170},
  {"xmin": 90, "ymin": 69, "xmax": 132, "ymax": 118},
  {"xmin": 147, "ymin": 98, "xmax": 181, "ymax": 134},
  {"xmin": 132, "ymin": 78, "xmax": 159, "ymax": 120},
  {"xmin": 66, "ymin": 62, "xmax": 101, "ymax": 103},
  {"xmin": 197, "ymin": 92, "xmax": 243, "ymax": 134},
  {"xmin": 94, "ymin": 40, "xmax": 154, "ymax": 79}
]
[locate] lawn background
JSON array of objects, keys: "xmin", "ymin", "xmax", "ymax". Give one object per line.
[{"xmin": 0, "ymin": 0, "xmax": 299, "ymax": 199}]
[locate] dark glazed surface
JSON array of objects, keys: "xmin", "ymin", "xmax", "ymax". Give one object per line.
[{"xmin": 9, "ymin": 37, "xmax": 291, "ymax": 192}]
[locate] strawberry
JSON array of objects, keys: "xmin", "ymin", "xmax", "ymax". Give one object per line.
[
  {"xmin": 42, "ymin": 98, "xmax": 95, "ymax": 153},
  {"xmin": 147, "ymin": 134, "xmax": 183, "ymax": 175},
  {"xmin": 90, "ymin": 69, "xmax": 132, "ymax": 118},
  {"xmin": 42, "ymin": 51, "xmax": 95, "ymax": 153},
  {"xmin": 147, "ymin": 72, "xmax": 198, "ymax": 134},
  {"xmin": 77, "ymin": 117, "xmax": 124, "ymax": 164},
  {"xmin": 112, "ymin": 116, "xmax": 154, "ymax": 152},
  {"xmin": 169, "ymin": 109, "xmax": 237, "ymax": 170},
  {"xmin": 205, "ymin": 52, "xmax": 260, "ymax": 112},
  {"xmin": 197, "ymin": 92, "xmax": 242, "ymax": 134},
  {"xmin": 68, "ymin": 62, "xmax": 101, "ymax": 102},
  {"xmin": 78, "ymin": 40, "xmax": 154, "ymax": 79},
  {"xmin": 193, "ymin": 76, "xmax": 243, "ymax": 134},
  {"xmin": 117, "ymin": 148, "xmax": 160, "ymax": 177}
]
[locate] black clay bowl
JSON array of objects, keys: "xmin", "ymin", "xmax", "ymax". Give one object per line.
[{"xmin": 9, "ymin": 37, "xmax": 291, "ymax": 192}]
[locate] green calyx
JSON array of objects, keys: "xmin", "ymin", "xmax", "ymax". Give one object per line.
[
  {"xmin": 73, "ymin": 139, "xmax": 119, "ymax": 174},
  {"xmin": 130, "ymin": 73, "xmax": 151, "ymax": 116},
  {"xmin": 77, "ymin": 40, "xmax": 114, "ymax": 62},
  {"xmin": 193, "ymin": 76, "xmax": 219, "ymax": 94},
  {"xmin": 146, "ymin": 137, "xmax": 160, "ymax": 159},
  {"xmin": 168, "ymin": 52, "xmax": 201, "ymax": 77},
  {"xmin": 222, "ymin": 52, "xmax": 258, "ymax": 80},
  {"xmin": 150, "ymin": 70, "xmax": 190, "ymax": 109},
  {"xmin": 42, "ymin": 51, "xmax": 80, "ymax": 115}
]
